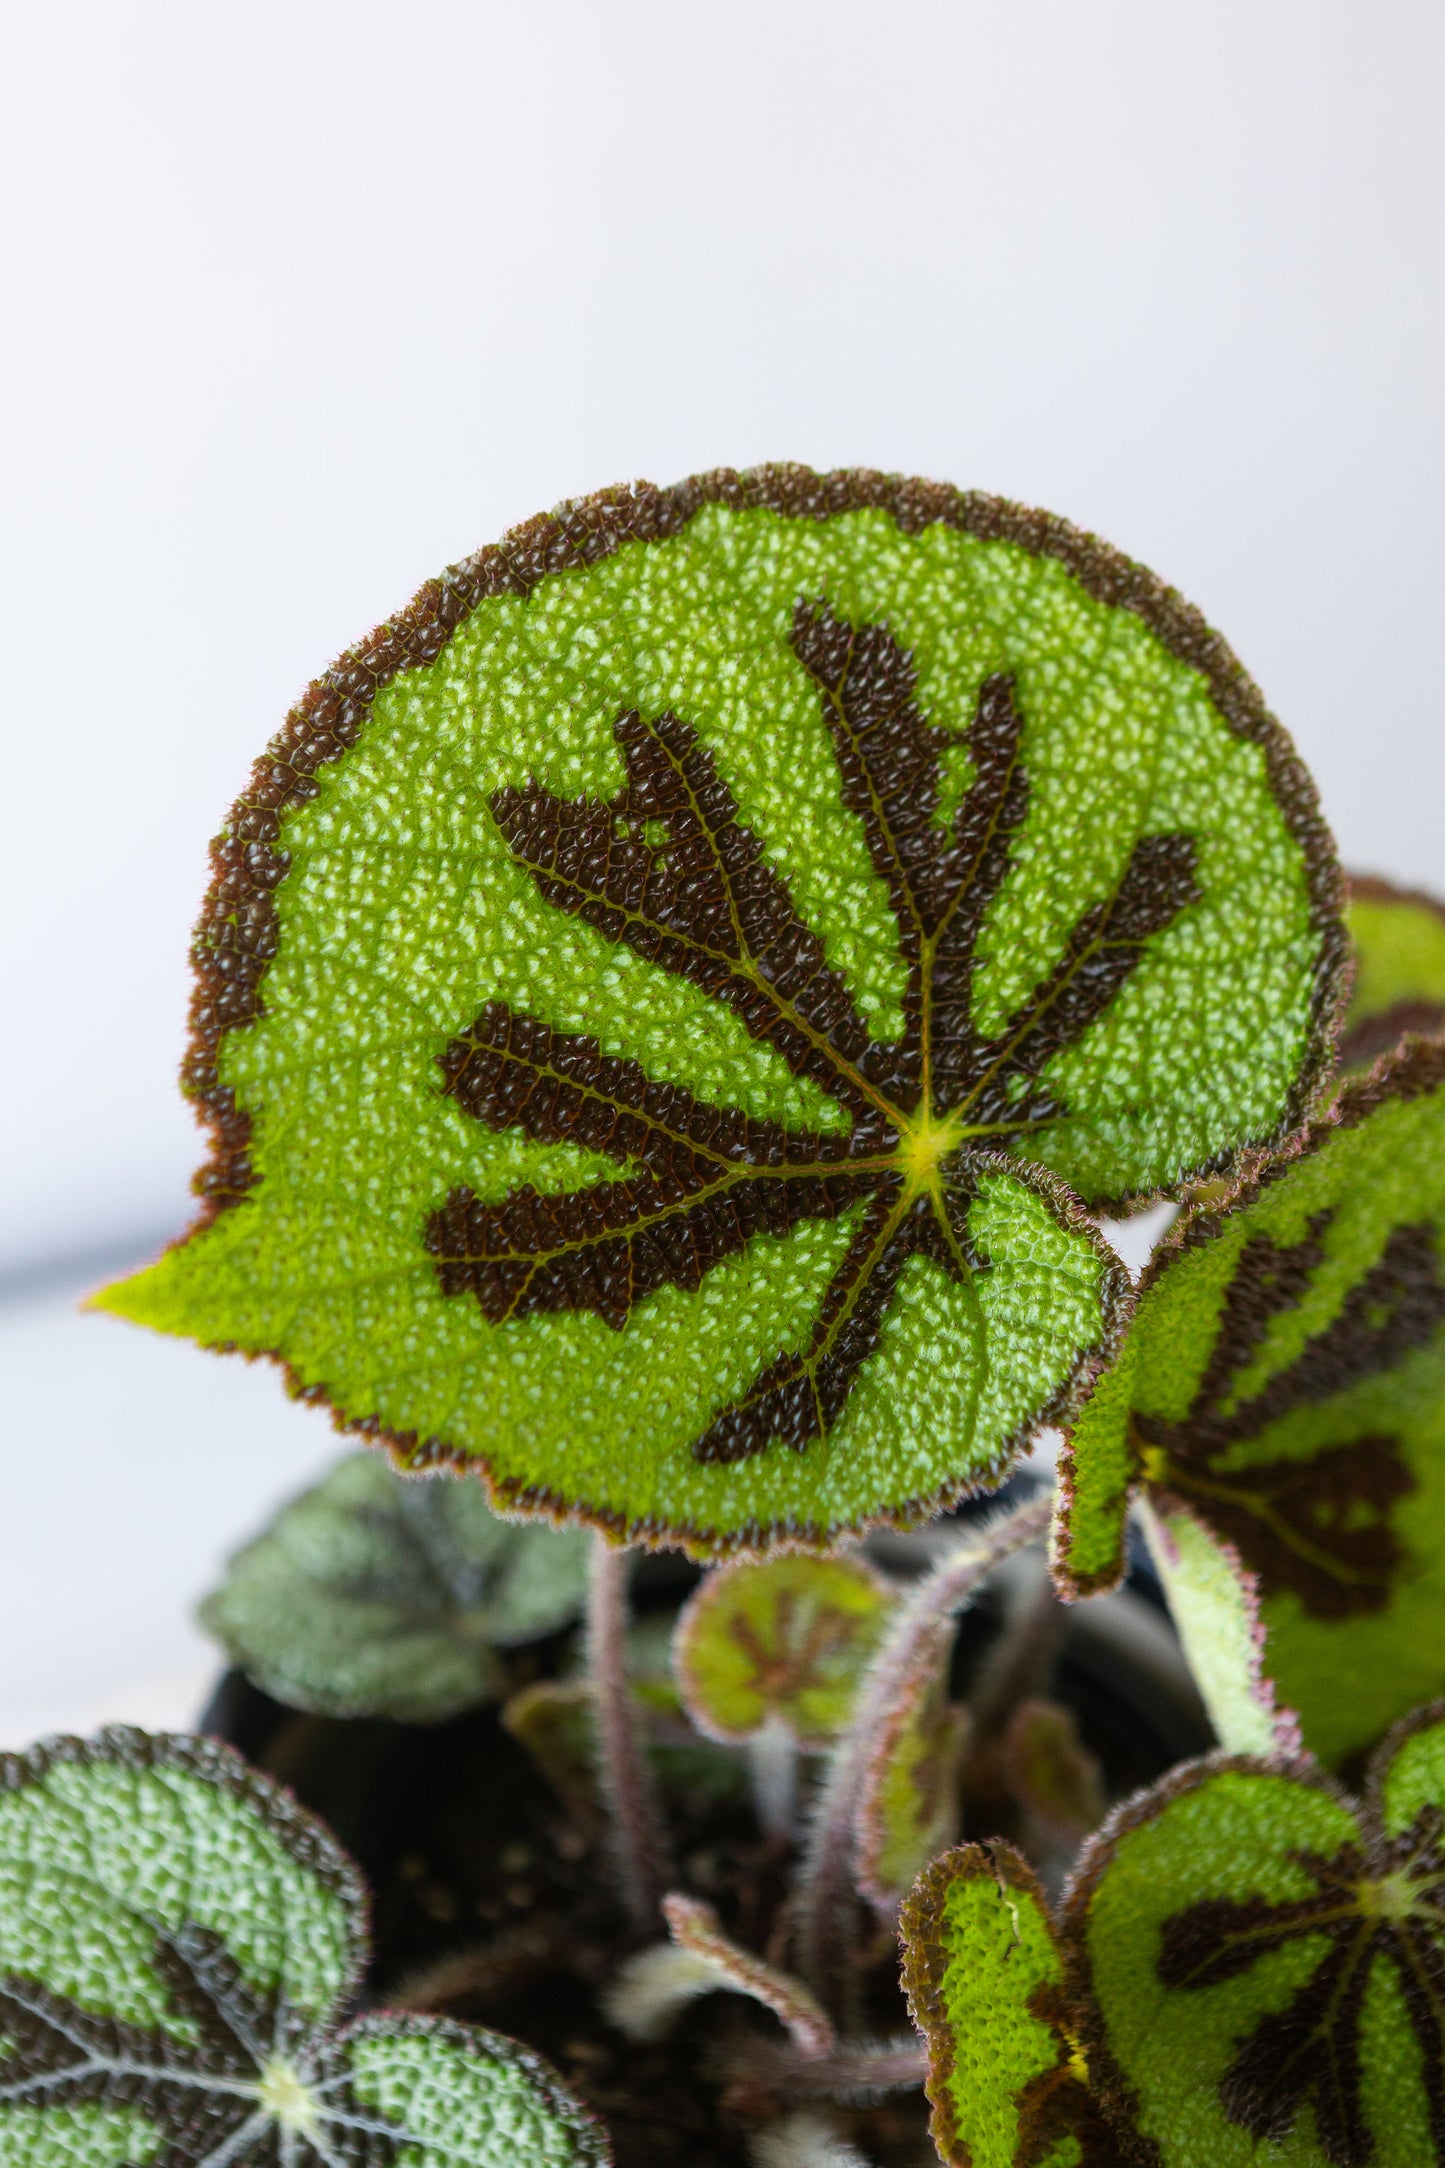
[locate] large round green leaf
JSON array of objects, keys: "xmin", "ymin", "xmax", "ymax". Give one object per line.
[{"xmin": 100, "ymin": 468, "xmax": 1343, "ymax": 1555}]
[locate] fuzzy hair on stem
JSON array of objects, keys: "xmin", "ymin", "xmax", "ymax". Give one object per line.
[
  {"xmin": 735, "ymin": 2036, "xmax": 927, "ymax": 2104},
  {"xmin": 587, "ymin": 1533, "xmax": 671, "ymax": 1929},
  {"xmin": 792, "ymin": 1493, "xmax": 1054, "ymax": 2006},
  {"xmin": 748, "ymin": 2111, "xmax": 875, "ymax": 2168},
  {"xmin": 749, "ymin": 1714, "xmax": 802, "ymax": 1843}
]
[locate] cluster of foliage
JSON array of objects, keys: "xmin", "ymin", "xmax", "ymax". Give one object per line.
[{"xmin": 13, "ymin": 468, "xmax": 1445, "ymax": 2164}]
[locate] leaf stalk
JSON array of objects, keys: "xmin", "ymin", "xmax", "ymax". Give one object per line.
[
  {"xmin": 791, "ymin": 1493, "xmax": 1053, "ymax": 2006},
  {"xmin": 587, "ymin": 1534, "xmax": 672, "ymax": 1930}
]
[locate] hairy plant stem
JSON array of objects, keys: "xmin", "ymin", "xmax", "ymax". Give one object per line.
[
  {"xmin": 588, "ymin": 1534, "xmax": 671, "ymax": 1930},
  {"xmin": 736, "ymin": 2036, "xmax": 928, "ymax": 2101},
  {"xmin": 748, "ymin": 1715, "xmax": 800, "ymax": 1844},
  {"xmin": 792, "ymin": 1492, "xmax": 1053, "ymax": 2008}
]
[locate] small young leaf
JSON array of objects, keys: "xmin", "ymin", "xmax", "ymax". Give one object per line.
[
  {"xmin": 0, "ymin": 1726, "xmax": 608, "ymax": 2166},
  {"xmin": 98, "ymin": 468, "xmax": 1343, "ymax": 1558},
  {"xmin": 1000, "ymin": 1697, "xmax": 1106, "ymax": 1854},
  {"xmin": 899, "ymin": 1840, "xmax": 1126, "ymax": 2166},
  {"xmin": 674, "ymin": 1553, "xmax": 894, "ymax": 1746},
  {"xmin": 501, "ymin": 1679, "xmax": 601, "ymax": 1819},
  {"xmin": 853, "ymin": 1670, "xmax": 968, "ymax": 1915},
  {"xmin": 661, "ymin": 1894, "xmax": 835, "ymax": 2057},
  {"xmin": 1065, "ymin": 1704, "xmax": 1445, "ymax": 2168},
  {"xmin": 1055, "ymin": 1036, "xmax": 1445, "ymax": 1766},
  {"xmin": 200, "ymin": 1450, "xmax": 590, "ymax": 1721},
  {"xmin": 1342, "ymin": 874, "xmax": 1445, "ymax": 1069},
  {"xmin": 602, "ymin": 1896, "xmax": 834, "ymax": 2058}
]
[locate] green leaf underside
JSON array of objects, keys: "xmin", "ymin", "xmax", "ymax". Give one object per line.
[
  {"xmin": 1069, "ymin": 1707, "xmax": 1445, "ymax": 2168},
  {"xmin": 672, "ymin": 1553, "xmax": 893, "ymax": 1745},
  {"xmin": 854, "ymin": 1670, "xmax": 967, "ymax": 1912},
  {"xmin": 1343, "ymin": 877, "xmax": 1445, "ymax": 1070},
  {"xmin": 0, "ymin": 1729, "xmax": 604, "ymax": 2167},
  {"xmin": 200, "ymin": 1451, "xmax": 590, "ymax": 1723},
  {"xmin": 101, "ymin": 475, "xmax": 1339, "ymax": 1554},
  {"xmin": 1059, "ymin": 1038, "xmax": 1445, "ymax": 1763},
  {"xmin": 1135, "ymin": 1496, "xmax": 1293, "ymax": 1758},
  {"xmin": 900, "ymin": 1841, "xmax": 1124, "ymax": 2166}
]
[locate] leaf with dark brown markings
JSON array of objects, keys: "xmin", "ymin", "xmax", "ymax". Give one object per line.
[
  {"xmin": 1056, "ymin": 1036, "xmax": 1445, "ymax": 1769},
  {"xmin": 1065, "ymin": 1702, "xmax": 1445, "ymax": 2168},
  {"xmin": 0, "ymin": 1728, "xmax": 608, "ymax": 2168},
  {"xmin": 101, "ymin": 473, "xmax": 1345, "ymax": 1553},
  {"xmin": 900, "ymin": 1840, "xmax": 1135, "ymax": 2166},
  {"xmin": 428, "ymin": 639, "xmax": 1175, "ymax": 1472},
  {"xmin": 1342, "ymin": 874, "xmax": 1445, "ymax": 1070},
  {"xmin": 427, "ymin": 614, "xmax": 1195, "ymax": 1472}
]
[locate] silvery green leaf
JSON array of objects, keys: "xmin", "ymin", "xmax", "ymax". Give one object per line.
[
  {"xmin": 0, "ymin": 1726, "xmax": 609, "ymax": 2165},
  {"xmin": 202, "ymin": 1453, "xmax": 590, "ymax": 1721}
]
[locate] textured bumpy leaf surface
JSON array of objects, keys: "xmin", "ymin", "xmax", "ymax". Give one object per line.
[
  {"xmin": 100, "ymin": 466, "xmax": 1342, "ymax": 1555},
  {"xmin": 673, "ymin": 1553, "xmax": 893, "ymax": 1745},
  {"xmin": 1067, "ymin": 1705, "xmax": 1445, "ymax": 2168},
  {"xmin": 200, "ymin": 1450, "xmax": 590, "ymax": 1721},
  {"xmin": 1342, "ymin": 876, "xmax": 1445, "ymax": 1069},
  {"xmin": 0, "ymin": 1728, "xmax": 607, "ymax": 2166},
  {"xmin": 1056, "ymin": 1037, "xmax": 1445, "ymax": 1766},
  {"xmin": 900, "ymin": 1841, "xmax": 1124, "ymax": 2166}
]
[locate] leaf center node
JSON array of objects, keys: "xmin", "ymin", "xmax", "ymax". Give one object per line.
[
  {"xmin": 256, "ymin": 2058, "xmax": 322, "ymax": 2136},
  {"xmin": 894, "ymin": 1108, "xmax": 968, "ymax": 1200}
]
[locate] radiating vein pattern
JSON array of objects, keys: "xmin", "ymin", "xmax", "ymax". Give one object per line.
[
  {"xmin": 0, "ymin": 1732, "xmax": 606, "ymax": 2168},
  {"xmin": 428, "ymin": 598, "xmax": 1201, "ymax": 1462},
  {"xmin": 0, "ymin": 1928, "xmax": 396, "ymax": 2168},
  {"xmin": 1136, "ymin": 1215, "xmax": 1445, "ymax": 1615},
  {"xmin": 1158, "ymin": 1808, "xmax": 1445, "ymax": 2164}
]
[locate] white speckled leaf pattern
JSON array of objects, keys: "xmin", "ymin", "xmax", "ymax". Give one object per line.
[
  {"xmin": 200, "ymin": 1451, "xmax": 591, "ymax": 1722},
  {"xmin": 0, "ymin": 1730, "xmax": 608, "ymax": 2167},
  {"xmin": 101, "ymin": 472, "xmax": 1342, "ymax": 1556}
]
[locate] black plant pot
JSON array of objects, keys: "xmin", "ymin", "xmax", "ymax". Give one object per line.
[{"xmin": 199, "ymin": 1519, "xmax": 1210, "ymax": 2168}]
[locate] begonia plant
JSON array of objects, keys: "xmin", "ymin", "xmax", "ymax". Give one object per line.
[{"xmin": 10, "ymin": 465, "xmax": 1435, "ymax": 2165}]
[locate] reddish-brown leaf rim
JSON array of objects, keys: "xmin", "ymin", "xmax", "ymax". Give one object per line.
[
  {"xmin": 901, "ymin": 1838, "xmax": 1133, "ymax": 2166},
  {"xmin": 181, "ymin": 464, "xmax": 1346, "ymax": 1231},
  {"xmin": 1058, "ymin": 1746, "xmax": 1351, "ymax": 2168},
  {"xmin": 160, "ymin": 464, "xmax": 1347, "ymax": 1554},
  {"xmin": 1054, "ymin": 1031, "xmax": 1445, "ymax": 1600}
]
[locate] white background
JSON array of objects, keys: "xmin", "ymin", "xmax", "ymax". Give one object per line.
[{"xmin": 2, "ymin": 1, "xmax": 1442, "ymax": 1742}]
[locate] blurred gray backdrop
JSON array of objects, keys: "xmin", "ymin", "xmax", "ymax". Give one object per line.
[{"xmin": 2, "ymin": 0, "xmax": 1441, "ymax": 1739}]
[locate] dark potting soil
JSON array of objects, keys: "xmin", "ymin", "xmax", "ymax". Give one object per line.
[
  {"xmin": 209, "ymin": 1668, "xmax": 935, "ymax": 2165},
  {"xmin": 202, "ymin": 1540, "xmax": 1209, "ymax": 2168}
]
